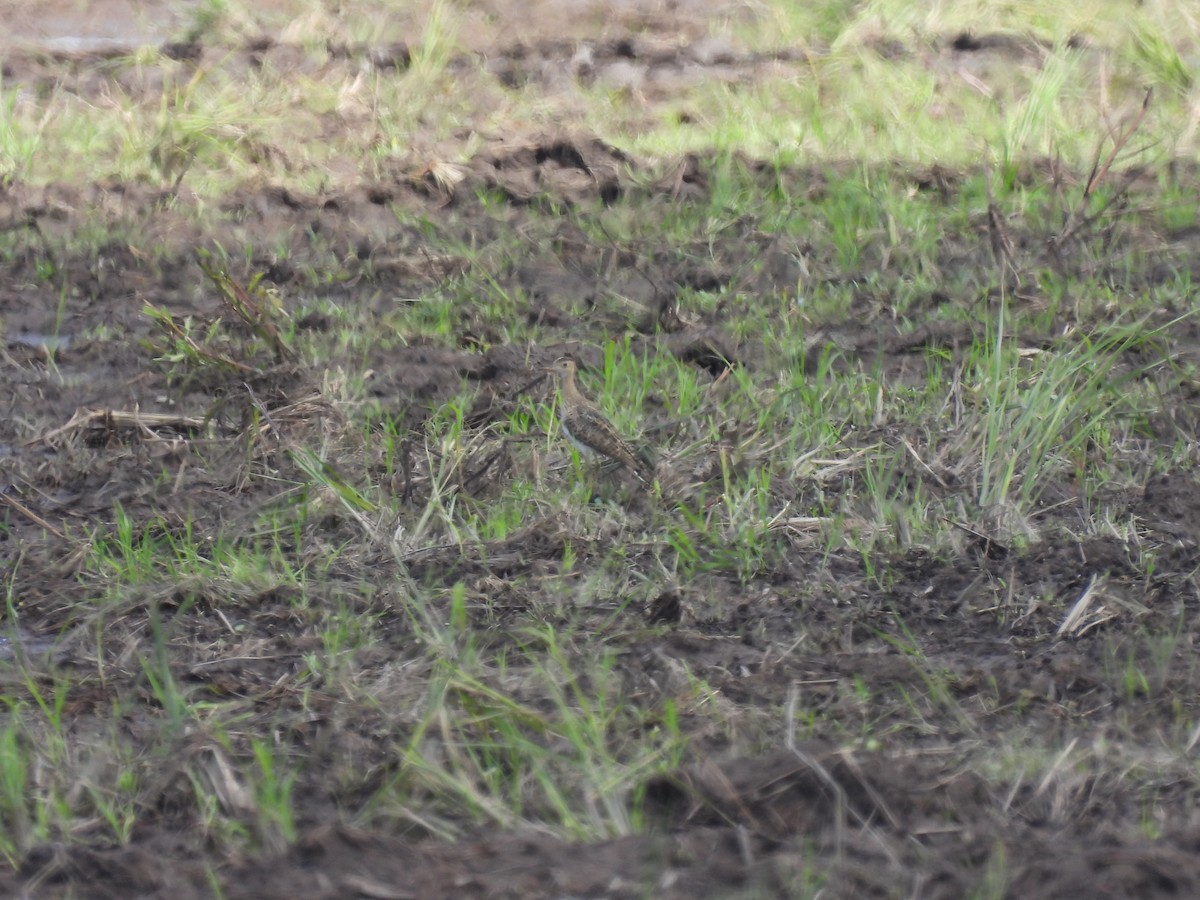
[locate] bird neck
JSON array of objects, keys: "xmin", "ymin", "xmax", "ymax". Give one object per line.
[{"xmin": 561, "ymin": 370, "xmax": 586, "ymax": 408}]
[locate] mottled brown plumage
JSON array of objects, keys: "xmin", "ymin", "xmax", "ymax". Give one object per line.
[{"xmin": 546, "ymin": 357, "xmax": 654, "ymax": 485}]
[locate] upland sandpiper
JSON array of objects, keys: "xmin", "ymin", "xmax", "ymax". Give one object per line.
[{"xmin": 546, "ymin": 357, "xmax": 654, "ymax": 485}]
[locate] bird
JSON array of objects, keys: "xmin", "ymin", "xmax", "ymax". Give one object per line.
[{"xmin": 545, "ymin": 356, "xmax": 655, "ymax": 485}]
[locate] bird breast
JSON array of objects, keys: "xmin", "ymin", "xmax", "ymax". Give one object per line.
[{"xmin": 560, "ymin": 417, "xmax": 595, "ymax": 457}]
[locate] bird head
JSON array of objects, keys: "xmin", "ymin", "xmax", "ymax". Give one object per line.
[{"xmin": 545, "ymin": 357, "xmax": 577, "ymax": 379}]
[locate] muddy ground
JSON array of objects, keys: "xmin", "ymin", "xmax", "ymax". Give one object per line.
[{"xmin": 3, "ymin": 3, "xmax": 1200, "ymax": 899}]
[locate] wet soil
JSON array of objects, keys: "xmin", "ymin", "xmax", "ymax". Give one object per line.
[{"xmin": 4, "ymin": 4, "xmax": 1200, "ymax": 900}]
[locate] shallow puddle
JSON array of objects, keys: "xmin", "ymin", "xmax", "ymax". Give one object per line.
[
  {"xmin": 0, "ymin": 627, "xmax": 54, "ymax": 661},
  {"xmin": 8, "ymin": 333, "xmax": 72, "ymax": 357}
]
